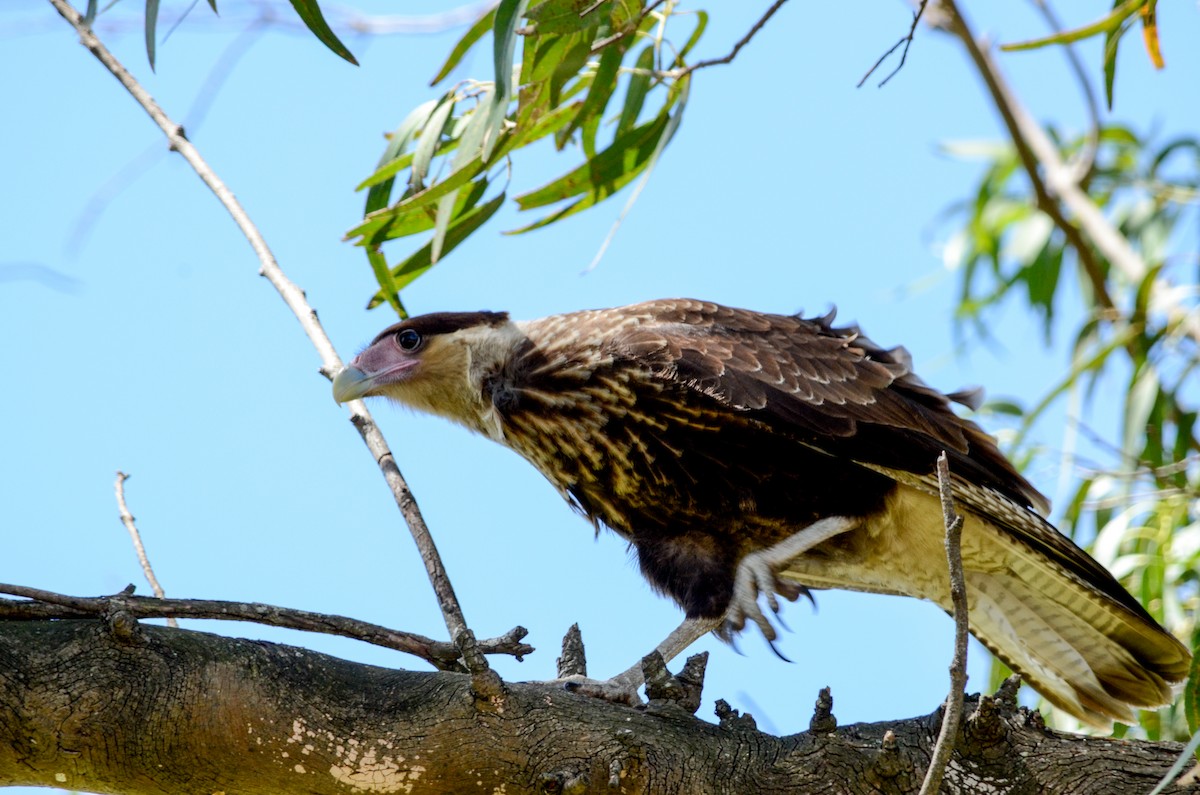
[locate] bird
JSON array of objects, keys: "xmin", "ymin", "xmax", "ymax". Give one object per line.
[{"xmin": 332, "ymin": 297, "xmax": 1191, "ymax": 727}]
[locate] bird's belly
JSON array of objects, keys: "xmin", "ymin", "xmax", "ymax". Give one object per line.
[{"xmin": 779, "ymin": 484, "xmax": 1008, "ymax": 606}]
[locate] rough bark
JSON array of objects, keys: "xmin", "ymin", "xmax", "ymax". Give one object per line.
[{"xmin": 0, "ymin": 619, "xmax": 1195, "ymax": 794}]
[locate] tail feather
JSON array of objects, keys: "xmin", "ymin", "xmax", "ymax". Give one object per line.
[{"xmin": 967, "ymin": 570, "xmax": 1164, "ymax": 726}]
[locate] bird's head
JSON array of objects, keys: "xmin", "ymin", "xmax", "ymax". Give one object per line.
[{"xmin": 332, "ymin": 311, "xmax": 517, "ymax": 437}]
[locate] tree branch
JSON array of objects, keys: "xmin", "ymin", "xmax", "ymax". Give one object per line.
[
  {"xmin": 938, "ymin": 0, "xmax": 1200, "ymax": 347},
  {"xmin": 2, "ymin": 620, "xmax": 1196, "ymax": 794},
  {"xmin": 678, "ymin": 0, "xmax": 790, "ymax": 77},
  {"xmin": 857, "ymin": 0, "xmax": 929, "ymax": 88},
  {"xmin": 46, "ymin": 0, "xmax": 474, "ymax": 651},
  {"xmin": 0, "ymin": 584, "xmax": 531, "ymax": 670}
]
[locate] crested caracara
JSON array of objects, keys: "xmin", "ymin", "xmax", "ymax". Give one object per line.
[{"xmin": 332, "ymin": 298, "xmax": 1191, "ymax": 727}]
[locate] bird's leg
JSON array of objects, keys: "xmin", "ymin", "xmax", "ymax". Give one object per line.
[
  {"xmin": 724, "ymin": 515, "xmax": 859, "ymax": 641},
  {"xmin": 559, "ymin": 616, "xmax": 719, "ymax": 705},
  {"xmin": 561, "ymin": 517, "xmax": 858, "ymax": 705}
]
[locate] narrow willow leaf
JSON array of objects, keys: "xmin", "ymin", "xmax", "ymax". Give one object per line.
[
  {"xmin": 515, "ymin": 113, "xmax": 668, "ymax": 210},
  {"xmin": 366, "ymin": 193, "xmax": 506, "ymax": 307},
  {"xmin": 431, "ymin": 90, "xmax": 495, "ymax": 262},
  {"xmin": 1000, "ymin": 0, "xmax": 1143, "ymax": 52},
  {"xmin": 85, "ymin": 0, "xmax": 98, "ymax": 25},
  {"xmin": 207, "ymin": 0, "xmax": 217, "ymax": 11},
  {"xmin": 410, "ymin": 95, "xmax": 457, "ymax": 193},
  {"xmin": 564, "ymin": 44, "xmax": 622, "ymax": 151},
  {"xmin": 286, "ymin": 0, "xmax": 359, "ymax": 65},
  {"xmin": 366, "ymin": 247, "xmax": 404, "ymax": 317},
  {"xmin": 483, "ymin": 0, "xmax": 530, "ymax": 162},
  {"xmin": 1123, "ymin": 362, "xmax": 1160, "ymax": 465},
  {"xmin": 1186, "ymin": 633, "xmax": 1200, "ymax": 735},
  {"xmin": 616, "ymin": 45, "xmax": 654, "ymax": 138},
  {"xmin": 145, "ymin": 0, "xmax": 160, "ymax": 70},
  {"xmin": 527, "ymin": 0, "xmax": 601, "ymax": 35},
  {"xmin": 673, "ymin": 10, "xmax": 708, "ymax": 65},
  {"xmin": 366, "ymin": 179, "xmax": 491, "ymax": 244},
  {"xmin": 362, "ymin": 99, "xmax": 439, "ymax": 217},
  {"xmin": 584, "ymin": 76, "xmax": 688, "ymax": 270},
  {"xmin": 1103, "ymin": 0, "xmax": 1128, "ymax": 109},
  {"xmin": 1140, "ymin": 0, "xmax": 1164, "ymax": 69},
  {"xmin": 350, "ymin": 156, "xmax": 489, "ymax": 242},
  {"xmin": 431, "ymin": 7, "xmax": 496, "ymax": 85}
]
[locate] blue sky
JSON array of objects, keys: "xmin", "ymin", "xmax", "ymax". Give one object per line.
[{"xmin": 3, "ymin": 1, "xmax": 1198, "ymax": 779}]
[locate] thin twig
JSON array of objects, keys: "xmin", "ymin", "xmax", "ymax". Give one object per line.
[
  {"xmin": 677, "ymin": 0, "xmax": 789, "ymax": 77},
  {"xmin": 0, "ymin": 583, "xmax": 532, "ymax": 671},
  {"xmin": 47, "ymin": 0, "xmax": 474, "ymax": 653},
  {"xmin": 1028, "ymin": 0, "xmax": 1100, "ymax": 184},
  {"xmin": 857, "ymin": 0, "xmax": 929, "ymax": 88},
  {"xmin": 113, "ymin": 472, "xmax": 177, "ymax": 629},
  {"xmin": 920, "ymin": 452, "xmax": 969, "ymax": 795}
]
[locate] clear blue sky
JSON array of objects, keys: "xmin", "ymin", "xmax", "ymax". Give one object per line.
[{"xmin": 2, "ymin": 1, "xmax": 1198, "ymax": 783}]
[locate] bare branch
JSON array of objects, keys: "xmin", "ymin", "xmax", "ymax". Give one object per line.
[
  {"xmin": 678, "ymin": 0, "xmax": 790, "ymax": 77},
  {"xmin": 46, "ymin": 0, "xmax": 476, "ymax": 652},
  {"xmin": 857, "ymin": 0, "xmax": 929, "ymax": 88},
  {"xmin": 0, "ymin": 583, "xmax": 532, "ymax": 670},
  {"xmin": 113, "ymin": 472, "xmax": 177, "ymax": 629},
  {"xmin": 920, "ymin": 452, "xmax": 969, "ymax": 795}
]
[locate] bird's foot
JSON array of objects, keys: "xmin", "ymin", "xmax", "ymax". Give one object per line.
[{"xmin": 720, "ymin": 516, "xmax": 859, "ymax": 642}]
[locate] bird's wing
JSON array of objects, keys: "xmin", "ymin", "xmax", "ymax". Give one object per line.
[{"xmin": 610, "ymin": 298, "xmax": 1157, "ymax": 622}]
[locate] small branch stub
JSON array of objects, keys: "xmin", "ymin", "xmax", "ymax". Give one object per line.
[
  {"xmin": 557, "ymin": 623, "xmax": 587, "ymax": 678},
  {"xmin": 809, "ymin": 686, "xmax": 837, "ymax": 734}
]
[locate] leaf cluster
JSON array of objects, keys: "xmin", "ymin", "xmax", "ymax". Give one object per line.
[
  {"xmin": 943, "ymin": 124, "xmax": 1200, "ymax": 739},
  {"xmin": 1000, "ymin": 0, "xmax": 1165, "ymax": 109},
  {"xmin": 343, "ymin": 0, "xmax": 705, "ymax": 315}
]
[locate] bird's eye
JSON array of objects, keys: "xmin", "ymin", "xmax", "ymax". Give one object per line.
[{"xmin": 396, "ymin": 328, "xmax": 422, "ymax": 351}]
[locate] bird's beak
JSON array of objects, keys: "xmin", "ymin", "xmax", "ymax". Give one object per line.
[{"xmin": 332, "ymin": 365, "xmax": 374, "ymax": 404}]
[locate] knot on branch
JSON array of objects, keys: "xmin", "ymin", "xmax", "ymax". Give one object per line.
[
  {"xmin": 714, "ymin": 698, "xmax": 758, "ymax": 733},
  {"xmin": 104, "ymin": 585, "xmax": 143, "ymax": 644},
  {"xmin": 538, "ymin": 770, "xmax": 589, "ymax": 794},
  {"xmin": 809, "ymin": 686, "xmax": 837, "ymax": 734},
  {"xmin": 456, "ymin": 629, "xmax": 506, "ymax": 708},
  {"xmin": 643, "ymin": 651, "xmax": 707, "ymax": 714},
  {"xmin": 869, "ymin": 729, "xmax": 916, "ymax": 786},
  {"xmin": 966, "ymin": 694, "xmax": 1008, "ymax": 748}
]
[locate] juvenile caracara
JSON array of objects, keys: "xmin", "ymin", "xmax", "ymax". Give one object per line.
[{"xmin": 332, "ymin": 298, "xmax": 1190, "ymax": 726}]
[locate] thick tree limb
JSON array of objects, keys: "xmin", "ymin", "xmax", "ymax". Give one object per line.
[
  {"xmin": 46, "ymin": 0, "xmax": 474, "ymax": 652},
  {"xmin": 2, "ymin": 620, "xmax": 1196, "ymax": 795}
]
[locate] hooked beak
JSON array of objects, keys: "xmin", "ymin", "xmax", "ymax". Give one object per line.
[{"xmin": 332, "ymin": 365, "xmax": 375, "ymax": 404}]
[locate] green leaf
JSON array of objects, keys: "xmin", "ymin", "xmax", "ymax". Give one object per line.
[
  {"xmin": 1123, "ymin": 362, "xmax": 1160, "ymax": 467},
  {"xmin": 363, "ymin": 99, "xmax": 439, "ymax": 215},
  {"xmin": 1000, "ymin": 0, "xmax": 1143, "ymax": 52},
  {"xmin": 527, "ymin": 0, "xmax": 602, "ymax": 35},
  {"xmin": 673, "ymin": 9, "xmax": 708, "ymax": 65},
  {"xmin": 1103, "ymin": 0, "xmax": 1126, "ymax": 109},
  {"xmin": 207, "ymin": 0, "xmax": 217, "ymax": 11},
  {"xmin": 431, "ymin": 7, "xmax": 496, "ymax": 85},
  {"xmin": 363, "ymin": 179, "xmax": 491, "ymax": 244},
  {"xmin": 484, "ymin": 0, "xmax": 530, "ymax": 161},
  {"xmin": 617, "ymin": 45, "xmax": 654, "ymax": 138},
  {"xmin": 565, "ymin": 43, "xmax": 623, "ymax": 154},
  {"xmin": 285, "ymin": 0, "xmax": 359, "ymax": 66},
  {"xmin": 366, "ymin": 192, "xmax": 506, "ymax": 309},
  {"xmin": 1185, "ymin": 634, "xmax": 1195, "ymax": 734},
  {"xmin": 350, "ymin": 156, "xmax": 490, "ymax": 242},
  {"xmin": 366, "ymin": 246, "xmax": 404, "ymax": 317},
  {"xmin": 145, "ymin": 0, "xmax": 159, "ymax": 70},
  {"xmin": 514, "ymin": 112, "xmax": 668, "ymax": 210},
  {"xmin": 84, "ymin": 0, "xmax": 98, "ymax": 26},
  {"xmin": 410, "ymin": 95, "xmax": 457, "ymax": 193}
]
